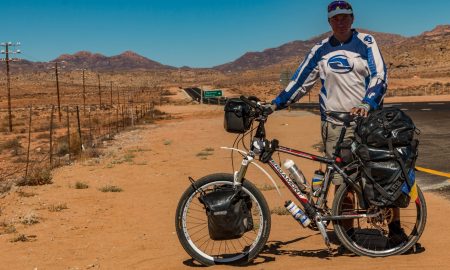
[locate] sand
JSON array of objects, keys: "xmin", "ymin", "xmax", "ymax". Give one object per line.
[{"xmin": 0, "ymin": 103, "xmax": 449, "ymax": 269}]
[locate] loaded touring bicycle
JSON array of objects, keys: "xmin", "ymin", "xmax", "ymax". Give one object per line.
[{"xmin": 175, "ymin": 96, "xmax": 426, "ymax": 266}]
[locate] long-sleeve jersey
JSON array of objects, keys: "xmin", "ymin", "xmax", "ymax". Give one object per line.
[{"xmin": 272, "ymin": 30, "xmax": 387, "ymax": 123}]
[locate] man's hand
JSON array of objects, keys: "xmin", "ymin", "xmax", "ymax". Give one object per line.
[
  {"xmin": 262, "ymin": 104, "xmax": 277, "ymax": 116},
  {"xmin": 351, "ymin": 103, "xmax": 370, "ymax": 117}
]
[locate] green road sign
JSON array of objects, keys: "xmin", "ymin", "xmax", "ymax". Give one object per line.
[{"xmin": 203, "ymin": 90, "xmax": 223, "ymax": 98}]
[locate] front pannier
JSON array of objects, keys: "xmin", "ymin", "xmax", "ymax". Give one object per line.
[
  {"xmin": 224, "ymin": 98, "xmax": 253, "ymax": 133},
  {"xmin": 199, "ymin": 186, "xmax": 254, "ymax": 240}
]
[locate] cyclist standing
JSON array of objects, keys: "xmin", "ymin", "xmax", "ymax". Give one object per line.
[{"xmin": 271, "ymin": 1, "xmax": 406, "ymax": 244}]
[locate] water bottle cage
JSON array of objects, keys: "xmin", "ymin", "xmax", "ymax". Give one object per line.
[{"xmin": 259, "ymin": 139, "xmax": 278, "ymax": 163}]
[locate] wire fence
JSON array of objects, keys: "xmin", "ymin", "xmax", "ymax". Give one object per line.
[{"xmin": 0, "ymin": 101, "xmax": 160, "ymax": 186}]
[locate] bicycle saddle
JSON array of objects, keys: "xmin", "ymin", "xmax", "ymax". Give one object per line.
[{"xmin": 326, "ymin": 111, "xmax": 355, "ymax": 124}]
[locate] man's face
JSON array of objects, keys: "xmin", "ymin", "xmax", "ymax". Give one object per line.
[{"xmin": 328, "ymin": 14, "xmax": 354, "ymax": 35}]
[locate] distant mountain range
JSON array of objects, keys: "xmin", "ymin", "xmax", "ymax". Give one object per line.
[{"xmin": 8, "ymin": 25, "xmax": 450, "ymax": 73}]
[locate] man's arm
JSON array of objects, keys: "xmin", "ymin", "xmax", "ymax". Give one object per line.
[
  {"xmin": 362, "ymin": 35, "xmax": 387, "ymax": 110},
  {"xmin": 272, "ymin": 43, "xmax": 322, "ymax": 109}
]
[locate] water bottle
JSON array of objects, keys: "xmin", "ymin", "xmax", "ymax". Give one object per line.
[
  {"xmin": 312, "ymin": 170, "xmax": 325, "ymax": 196},
  {"xmin": 285, "ymin": 200, "xmax": 311, "ymax": 227},
  {"xmin": 283, "ymin": 159, "xmax": 309, "ymax": 192}
]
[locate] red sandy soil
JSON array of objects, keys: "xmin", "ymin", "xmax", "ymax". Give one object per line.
[{"xmin": 0, "ymin": 103, "xmax": 449, "ymax": 269}]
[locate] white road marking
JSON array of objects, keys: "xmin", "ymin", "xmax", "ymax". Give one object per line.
[
  {"xmin": 428, "ymin": 102, "xmax": 445, "ymax": 105},
  {"xmin": 420, "ymin": 108, "xmax": 432, "ymax": 111}
]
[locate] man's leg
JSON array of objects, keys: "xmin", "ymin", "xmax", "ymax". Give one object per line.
[{"xmin": 321, "ymin": 121, "xmax": 355, "ymax": 237}]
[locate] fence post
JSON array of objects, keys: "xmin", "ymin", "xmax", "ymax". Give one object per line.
[
  {"xmin": 49, "ymin": 105, "xmax": 54, "ymax": 168},
  {"xmin": 25, "ymin": 105, "xmax": 32, "ymax": 179},
  {"xmin": 88, "ymin": 109, "xmax": 93, "ymax": 147},
  {"xmin": 121, "ymin": 105, "xmax": 125, "ymax": 129},
  {"xmin": 66, "ymin": 106, "xmax": 71, "ymax": 163},
  {"xmin": 76, "ymin": 106, "xmax": 83, "ymax": 153}
]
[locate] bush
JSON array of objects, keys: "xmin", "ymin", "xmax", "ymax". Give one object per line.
[
  {"xmin": 0, "ymin": 138, "xmax": 22, "ymax": 155},
  {"xmin": 75, "ymin": 181, "xmax": 89, "ymax": 189},
  {"xmin": 17, "ymin": 168, "xmax": 53, "ymax": 186},
  {"xmin": 99, "ymin": 185, "xmax": 123, "ymax": 192}
]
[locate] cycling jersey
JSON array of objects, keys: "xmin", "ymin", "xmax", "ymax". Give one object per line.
[{"xmin": 272, "ymin": 29, "xmax": 387, "ymax": 123}]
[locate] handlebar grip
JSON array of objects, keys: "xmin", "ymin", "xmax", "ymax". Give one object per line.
[{"xmin": 240, "ymin": 95, "xmax": 258, "ymax": 108}]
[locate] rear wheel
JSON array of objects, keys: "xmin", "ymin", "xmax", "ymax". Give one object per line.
[
  {"xmin": 175, "ymin": 173, "xmax": 271, "ymax": 265},
  {"xmin": 332, "ymin": 183, "xmax": 427, "ymax": 257}
]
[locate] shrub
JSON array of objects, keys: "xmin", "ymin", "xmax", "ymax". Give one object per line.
[
  {"xmin": 75, "ymin": 181, "xmax": 89, "ymax": 189},
  {"xmin": 21, "ymin": 212, "xmax": 39, "ymax": 225},
  {"xmin": 10, "ymin": 234, "xmax": 30, "ymax": 242},
  {"xmin": 0, "ymin": 138, "xmax": 22, "ymax": 155},
  {"xmin": 99, "ymin": 185, "xmax": 123, "ymax": 192},
  {"xmin": 17, "ymin": 168, "xmax": 53, "ymax": 186},
  {"xmin": 48, "ymin": 202, "xmax": 68, "ymax": 212}
]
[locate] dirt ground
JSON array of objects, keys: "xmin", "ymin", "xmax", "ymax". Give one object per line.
[{"xmin": 0, "ymin": 103, "xmax": 449, "ymax": 270}]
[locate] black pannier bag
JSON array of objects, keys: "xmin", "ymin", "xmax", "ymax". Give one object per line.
[
  {"xmin": 354, "ymin": 107, "xmax": 419, "ymax": 208},
  {"xmin": 199, "ymin": 186, "xmax": 254, "ymax": 240},
  {"xmin": 355, "ymin": 138, "xmax": 418, "ymax": 208},
  {"xmin": 355, "ymin": 107, "xmax": 416, "ymax": 148},
  {"xmin": 224, "ymin": 98, "xmax": 253, "ymax": 133}
]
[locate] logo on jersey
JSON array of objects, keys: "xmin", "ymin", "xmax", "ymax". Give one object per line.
[
  {"xmin": 327, "ymin": 55, "xmax": 354, "ymax": 74},
  {"xmin": 364, "ymin": 35, "xmax": 373, "ymax": 44}
]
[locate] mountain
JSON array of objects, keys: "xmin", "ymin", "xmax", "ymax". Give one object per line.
[
  {"xmin": 53, "ymin": 51, "xmax": 174, "ymax": 71},
  {"xmin": 383, "ymin": 25, "xmax": 450, "ymax": 77},
  {"xmin": 213, "ymin": 29, "xmax": 408, "ymax": 72}
]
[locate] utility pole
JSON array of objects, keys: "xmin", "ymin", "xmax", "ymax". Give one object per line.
[
  {"xmin": 55, "ymin": 62, "xmax": 62, "ymax": 121},
  {"xmin": 81, "ymin": 69, "xmax": 87, "ymax": 115},
  {"xmin": 1, "ymin": 41, "xmax": 21, "ymax": 132},
  {"xmin": 110, "ymin": 81, "xmax": 113, "ymax": 108},
  {"xmin": 97, "ymin": 73, "xmax": 102, "ymax": 108}
]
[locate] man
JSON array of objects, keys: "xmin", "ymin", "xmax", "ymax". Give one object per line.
[
  {"xmin": 272, "ymin": 0, "xmax": 386, "ymax": 156},
  {"xmin": 271, "ymin": 1, "xmax": 406, "ymax": 247}
]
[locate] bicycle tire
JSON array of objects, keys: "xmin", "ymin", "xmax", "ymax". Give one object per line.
[
  {"xmin": 175, "ymin": 173, "xmax": 271, "ymax": 265},
  {"xmin": 332, "ymin": 183, "xmax": 427, "ymax": 257}
]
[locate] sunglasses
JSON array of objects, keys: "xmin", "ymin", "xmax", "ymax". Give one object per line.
[{"xmin": 328, "ymin": 1, "xmax": 353, "ymax": 12}]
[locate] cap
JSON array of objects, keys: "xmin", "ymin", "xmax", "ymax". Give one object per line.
[{"xmin": 328, "ymin": 1, "xmax": 353, "ymax": 18}]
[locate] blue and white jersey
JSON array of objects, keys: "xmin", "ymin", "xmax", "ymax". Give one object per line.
[{"xmin": 272, "ymin": 30, "xmax": 387, "ymax": 123}]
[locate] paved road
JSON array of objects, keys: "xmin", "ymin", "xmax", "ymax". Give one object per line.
[{"xmin": 292, "ymin": 101, "xmax": 450, "ymax": 196}]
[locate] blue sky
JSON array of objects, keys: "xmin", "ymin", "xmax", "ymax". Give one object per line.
[{"xmin": 3, "ymin": 0, "xmax": 449, "ymax": 68}]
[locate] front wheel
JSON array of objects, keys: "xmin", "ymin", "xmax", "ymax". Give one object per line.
[
  {"xmin": 175, "ymin": 173, "xmax": 271, "ymax": 266},
  {"xmin": 332, "ymin": 183, "xmax": 427, "ymax": 257}
]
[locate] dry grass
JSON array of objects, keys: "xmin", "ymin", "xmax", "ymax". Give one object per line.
[
  {"xmin": 74, "ymin": 181, "xmax": 89, "ymax": 189},
  {"xmin": 17, "ymin": 168, "xmax": 53, "ymax": 186},
  {"xmin": 21, "ymin": 212, "xmax": 40, "ymax": 225},
  {"xmin": 99, "ymin": 185, "xmax": 123, "ymax": 193},
  {"xmin": 48, "ymin": 202, "xmax": 68, "ymax": 212},
  {"xmin": 0, "ymin": 138, "xmax": 22, "ymax": 155},
  {"xmin": 270, "ymin": 206, "xmax": 290, "ymax": 215}
]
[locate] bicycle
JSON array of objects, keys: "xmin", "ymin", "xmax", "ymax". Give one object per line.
[{"xmin": 175, "ymin": 96, "xmax": 427, "ymax": 265}]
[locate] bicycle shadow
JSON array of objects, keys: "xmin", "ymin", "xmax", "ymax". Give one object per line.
[{"xmin": 182, "ymin": 232, "xmax": 426, "ymax": 267}]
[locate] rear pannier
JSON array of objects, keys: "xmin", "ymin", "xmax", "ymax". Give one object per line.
[
  {"xmin": 355, "ymin": 107, "xmax": 419, "ymax": 208},
  {"xmin": 224, "ymin": 98, "xmax": 253, "ymax": 133}
]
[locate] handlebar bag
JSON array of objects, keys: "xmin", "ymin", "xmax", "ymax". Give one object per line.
[
  {"xmin": 224, "ymin": 98, "xmax": 253, "ymax": 133},
  {"xmin": 199, "ymin": 186, "xmax": 254, "ymax": 240}
]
